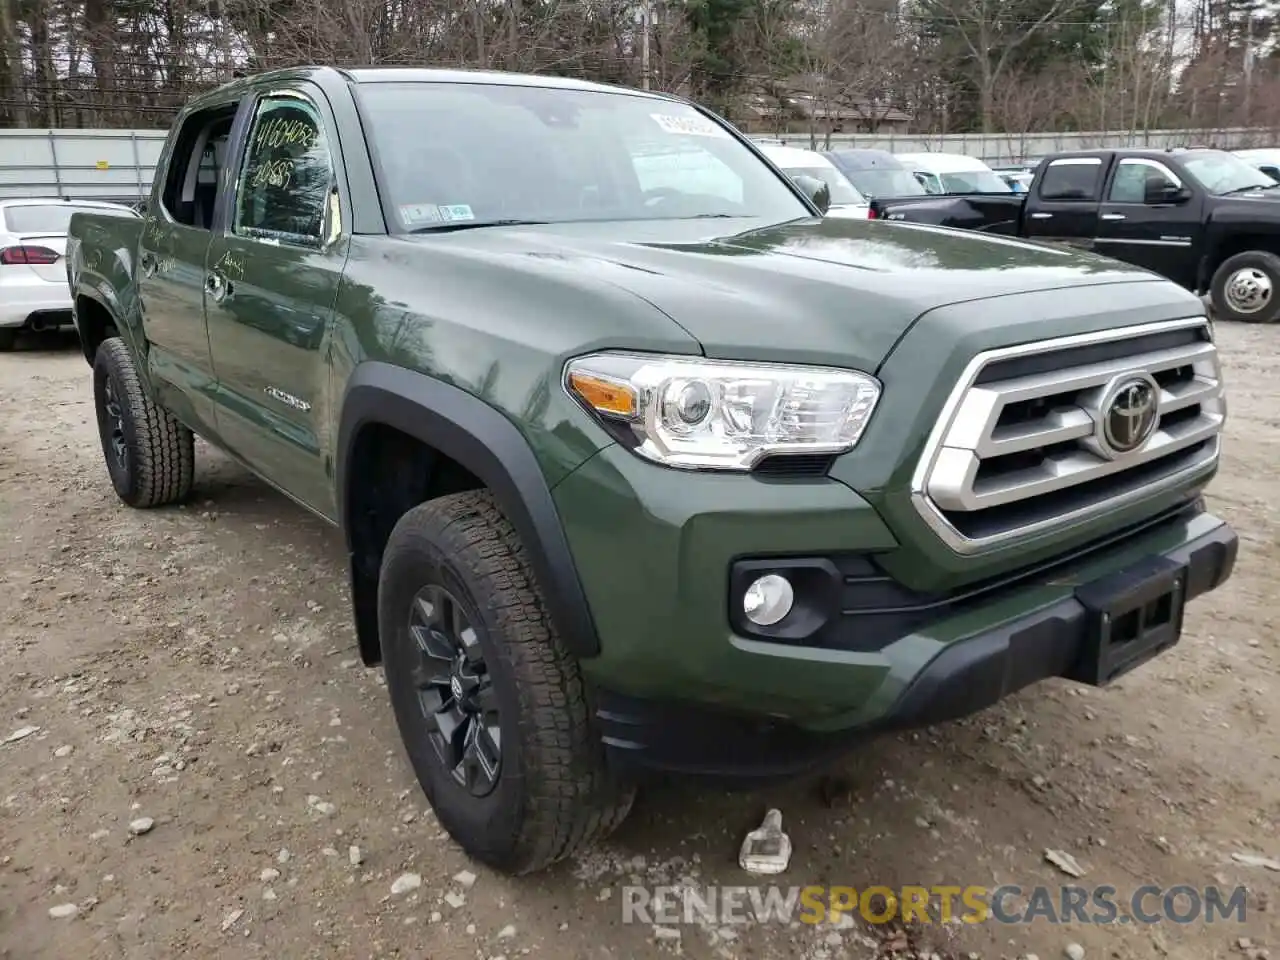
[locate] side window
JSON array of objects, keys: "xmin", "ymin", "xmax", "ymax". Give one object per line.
[
  {"xmin": 1108, "ymin": 160, "xmax": 1180, "ymax": 204},
  {"xmin": 159, "ymin": 103, "xmax": 239, "ymax": 230},
  {"xmin": 234, "ymin": 95, "xmax": 333, "ymax": 244},
  {"xmin": 628, "ymin": 141, "xmax": 744, "ymax": 204},
  {"xmin": 1038, "ymin": 159, "xmax": 1103, "ymax": 201},
  {"xmin": 914, "ymin": 172, "xmax": 942, "ymax": 194},
  {"xmin": 1259, "ymin": 164, "xmax": 1280, "ymax": 182}
]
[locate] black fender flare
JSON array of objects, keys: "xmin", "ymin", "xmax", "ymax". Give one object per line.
[{"xmin": 336, "ymin": 361, "xmax": 601, "ymax": 659}]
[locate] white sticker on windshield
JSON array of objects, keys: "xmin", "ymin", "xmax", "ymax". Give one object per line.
[
  {"xmin": 650, "ymin": 113, "xmax": 728, "ymax": 139},
  {"xmin": 399, "ymin": 203, "xmax": 443, "ymax": 225},
  {"xmin": 398, "ymin": 203, "xmax": 476, "ymax": 225},
  {"xmin": 438, "ymin": 204, "xmax": 475, "ymax": 222}
]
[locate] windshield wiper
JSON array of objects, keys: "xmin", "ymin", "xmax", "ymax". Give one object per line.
[
  {"xmin": 407, "ymin": 219, "xmax": 550, "ymax": 233},
  {"xmin": 1220, "ymin": 183, "xmax": 1280, "ymax": 196}
]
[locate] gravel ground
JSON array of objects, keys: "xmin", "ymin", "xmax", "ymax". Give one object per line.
[{"xmin": 0, "ymin": 324, "xmax": 1276, "ymax": 960}]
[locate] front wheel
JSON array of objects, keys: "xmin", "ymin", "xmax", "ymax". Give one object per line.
[
  {"xmin": 379, "ymin": 490, "xmax": 634, "ymax": 875},
  {"xmin": 92, "ymin": 337, "xmax": 195, "ymax": 507},
  {"xmin": 1210, "ymin": 250, "xmax": 1280, "ymax": 323}
]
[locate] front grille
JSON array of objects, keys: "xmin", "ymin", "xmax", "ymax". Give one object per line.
[{"xmin": 912, "ymin": 317, "xmax": 1224, "ymax": 553}]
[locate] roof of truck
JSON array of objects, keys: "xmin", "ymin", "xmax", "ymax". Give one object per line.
[
  {"xmin": 199, "ymin": 65, "xmax": 681, "ymax": 104},
  {"xmin": 1041, "ymin": 148, "xmax": 1226, "ymax": 162}
]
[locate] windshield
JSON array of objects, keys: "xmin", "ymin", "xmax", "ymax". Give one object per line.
[
  {"xmin": 778, "ymin": 165, "xmax": 865, "ymax": 206},
  {"xmin": 356, "ymin": 82, "xmax": 812, "ymax": 228},
  {"xmin": 938, "ymin": 170, "xmax": 1013, "ymax": 194},
  {"xmin": 1180, "ymin": 152, "xmax": 1279, "ymax": 195},
  {"xmin": 841, "ymin": 166, "xmax": 925, "ymax": 198},
  {"xmin": 2, "ymin": 203, "xmax": 107, "ymax": 234}
]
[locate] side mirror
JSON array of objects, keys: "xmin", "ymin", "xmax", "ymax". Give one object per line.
[
  {"xmin": 791, "ymin": 174, "xmax": 831, "ymax": 215},
  {"xmin": 1150, "ymin": 183, "xmax": 1192, "ymax": 204}
]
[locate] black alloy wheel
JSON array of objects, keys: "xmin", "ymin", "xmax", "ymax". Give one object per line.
[{"xmin": 409, "ymin": 583, "xmax": 502, "ymax": 797}]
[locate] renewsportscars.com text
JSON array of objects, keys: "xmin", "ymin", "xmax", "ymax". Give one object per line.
[{"xmin": 621, "ymin": 883, "xmax": 1248, "ymax": 926}]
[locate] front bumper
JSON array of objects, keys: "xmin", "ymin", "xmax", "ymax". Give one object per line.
[
  {"xmin": 591, "ymin": 511, "xmax": 1235, "ymax": 778},
  {"xmin": 552, "ymin": 445, "xmax": 1236, "ymax": 777}
]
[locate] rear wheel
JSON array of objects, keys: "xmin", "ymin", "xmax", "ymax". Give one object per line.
[
  {"xmin": 92, "ymin": 337, "xmax": 195, "ymax": 507},
  {"xmin": 1210, "ymin": 250, "xmax": 1280, "ymax": 323},
  {"xmin": 379, "ymin": 490, "xmax": 634, "ymax": 874}
]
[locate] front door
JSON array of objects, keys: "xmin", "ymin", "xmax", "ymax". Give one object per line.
[
  {"xmin": 205, "ymin": 85, "xmax": 350, "ymax": 520},
  {"xmin": 1094, "ymin": 157, "xmax": 1203, "ymax": 289},
  {"xmin": 1020, "ymin": 156, "xmax": 1105, "ymax": 252},
  {"xmin": 136, "ymin": 98, "xmax": 245, "ymax": 434}
]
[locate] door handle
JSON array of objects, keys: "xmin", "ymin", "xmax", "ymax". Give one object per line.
[
  {"xmin": 206, "ymin": 270, "xmax": 233, "ymax": 303},
  {"xmin": 1030, "ymin": 212, "xmax": 1053, "ymax": 220},
  {"xmin": 1100, "ymin": 213, "xmax": 1126, "ymax": 221}
]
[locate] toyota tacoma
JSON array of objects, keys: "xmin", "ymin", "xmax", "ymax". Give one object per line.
[{"xmin": 66, "ymin": 66, "xmax": 1238, "ymax": 875}]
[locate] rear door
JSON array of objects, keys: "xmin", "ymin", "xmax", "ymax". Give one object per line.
[
  {"xmin": 138, "ymin": 95, "xmax": 248, "ymax": 435},
  {"xmin": 1094, "ymin": 157, "xmax": 1203, "ymax": 288},
  {"xmin": 204, "ymin": 83, "xmax": 351, "ymax": 519},
  {"xmin": 1021, "ymin": 157, "xmax": 1105, "ymax": 250}
]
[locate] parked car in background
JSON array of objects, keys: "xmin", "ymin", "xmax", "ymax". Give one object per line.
[
  {"xmin": 1233, "ymin": 148, "xmax": 1280, "ymax": 183},
  {"xmin": 0, "ymin": 198, "xmax": 138, "ymax": 351},
  {"xmin": 755, "ymin": 143, "xmax": 871, "ymax": 218},
  {"xmin": 894, "ymin": 153, "xmax": 1015, "ymax": 195},
  {"xmin": 992, "ymin": 166, "xmax": 1034, "ymax": 192},
  {"xmin": 871, "ymin": 147, "xmax": 1280, "ymax": 323},
  {"xmin": 822, "ymin": 148, "xmax": 926, "ymax": 200}
]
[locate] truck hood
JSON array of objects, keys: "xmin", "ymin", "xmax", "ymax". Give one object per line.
[{"xmin": 405, "ymin": 216, "xmax": 1175, "ymax": 370}]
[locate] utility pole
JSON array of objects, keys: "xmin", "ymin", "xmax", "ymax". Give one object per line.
[{"xmin": 640, "ymin": 0, "xmax": 651, "ymax": 90}]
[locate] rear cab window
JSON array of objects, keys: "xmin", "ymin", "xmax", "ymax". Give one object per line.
[{"xmin": 1037, "ymin": 158, "xmax": 1103, "ymax": 201}]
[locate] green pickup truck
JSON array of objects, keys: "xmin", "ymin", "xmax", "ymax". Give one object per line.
[{"xmin": 66, "ymin": 66, "xmax": 1238, "ymax": 875}]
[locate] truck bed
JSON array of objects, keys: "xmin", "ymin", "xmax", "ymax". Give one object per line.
[
  {"xmin": 870, "ymin": 193, "xmax": 1026, "ymax": 235},
  {"xmin": 66, "ymin": 210, "xmax": 146, "ymax": 320}
]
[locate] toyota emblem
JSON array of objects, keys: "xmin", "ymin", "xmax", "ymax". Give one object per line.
[{"xmin": 1101, "ymin": 375, "xmax": 1159, "ymax": 455}]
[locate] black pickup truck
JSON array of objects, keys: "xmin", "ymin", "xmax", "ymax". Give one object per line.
[{"xmin": 870, "ymin": 148, "xmax": 1280, "ymax": 323}]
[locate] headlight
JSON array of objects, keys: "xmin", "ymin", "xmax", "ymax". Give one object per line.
[{"xmin": 564, "ymin": 352, "xmax": 881, "ymax": 470}]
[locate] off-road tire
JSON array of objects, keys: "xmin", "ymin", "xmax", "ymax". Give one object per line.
[
  {"xmin": 0, "ymin": 329, "xmax": 16, "ymax": 351},
  {"xmin": 1210, "ymin": 250, "xmax": 1280, "ymax": 323},
  {"xmin": 92, "ymin": 337, "xmax": 195, "ymax": 507},
  {"xmin": 379, "ymin": 490, "xmax": 635, "ymax": 875}
]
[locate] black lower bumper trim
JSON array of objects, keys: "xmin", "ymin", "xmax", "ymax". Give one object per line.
[{"xmin": 594, "ymin": 519, "xmax": 1238, "ymax": 781}]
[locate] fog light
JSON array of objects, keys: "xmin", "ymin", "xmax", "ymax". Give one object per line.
[{"xmin": 743, "ymin": 574, "xmax": 794, "ymax": 626}]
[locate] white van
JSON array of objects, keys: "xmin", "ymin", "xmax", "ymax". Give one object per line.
[
  {"xmin": 894, "ymin": 153, "xmax": 1014, "ymax": 195},
  {"xmin": 756, "ymin": 143, "xmax": 871, "ymax": 219}
]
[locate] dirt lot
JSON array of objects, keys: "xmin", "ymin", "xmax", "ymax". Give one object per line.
[{"xmin": 0, "ymin": 324, "xmax": 1276, "ymax": 960}]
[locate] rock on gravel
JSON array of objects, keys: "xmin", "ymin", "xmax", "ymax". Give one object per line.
[
  {"xmin": 1065, "ymin": 944, "xmax": 1085, "ymax": 960},
  {"xmin": 3, "ymin": 725, "xmax": 39, "ymax": 744},
  {"xmin": 128, "ymin": 817, "xmax": 155, "ymax": 836},
  {"xmin": 48, "ymin": 903, "xmax": 78, "ymax": 919},
  {"xmin": 390, "ymin": 873, "xmax": 421, "ymax": 896}
]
